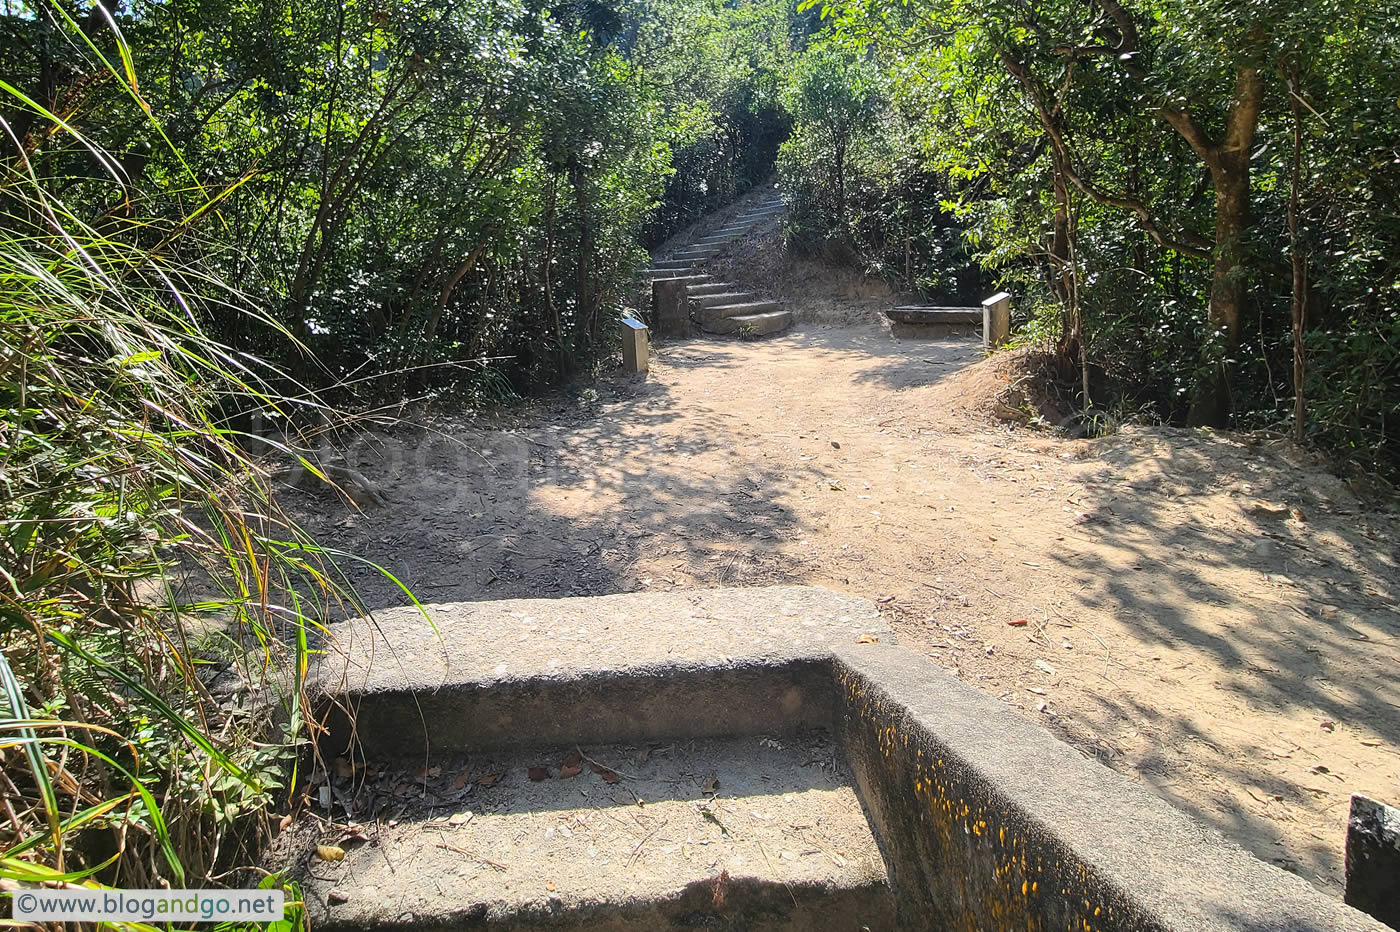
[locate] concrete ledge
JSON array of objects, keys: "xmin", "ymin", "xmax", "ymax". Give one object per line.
[
  {"xmin": 885, "ymin": 306, "xmax": 981, "ymax": 325},
  {"xmin": 312, "ymin": 587, "xmax": 888, "ymax": 757},
  {"xmin": 833, "ymin": 643, "xmax": 1386, "ymax": 931},
  {"xmin": 885, "ymin": 307, "xmax": 982, "ymax": 340}
]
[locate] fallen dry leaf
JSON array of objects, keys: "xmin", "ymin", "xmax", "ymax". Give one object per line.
[
  {"xmin": 598, "ymin": 768, "xmax": 621, "ymax": 784},
  {"xmin": 857, "ymin": 634, "xmax": 880, "ymax": 644},
  {"xmin": 546, "ymin": 881, "xmax": 556, "ymax": 892},
  {"xmin": 1007, "ymin": 618, "xmax": 1029, "ymax": 627},
  {"xmin": 559, "ymin": 763, "xmax": 582, "ymax": 779},
  {"xmin": 453, "ymin": 772, "xmax": 472, "ymax": 790},
  {"xmin": 1248, "ymin": 501, "xmax": 1290, "ymax": 519},
  {"xmin": 315, "ymin": 845, "xmax": 345, "ymax": 862},
  {"xmin": 449, "ymin": 811, "xmax": 473, "ymax": 826},
  {"xmin": 562, "ymin": 750, "xmax": 583, "ymax": 769},
  {"xmin": 333, "ymin": 757, "xmax": 353, "ymax": 779},
  {"xmin": 703, "ymin": 774, "xmax": 720, "ymax": 795},
  {"xmin": 278, "ymin": 814, "xmax": 293, "ymax": 832},
  {"xmin": 528, "ymin": 766, "xmax": 551, "ymax": 781},
  {"xmin": 476, "ymin": 773, "xmax": 503, "ymax": 787}
]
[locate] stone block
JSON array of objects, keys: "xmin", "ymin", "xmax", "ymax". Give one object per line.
[
  {"xmin": 1347, "ymin": 794, "xmax": 1400, "ymax": 927},
  {"xmin": 652, "ymin": 278, "xmax": 689, "ymax": 339},
  {"xmin": 982, "ymin": 290, "xmax": 1011, "ymax": 350}
]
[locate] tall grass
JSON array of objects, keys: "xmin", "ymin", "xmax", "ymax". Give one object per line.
[{"xmin": 0, "ymin": 10, "xmax": 368, "ymax": 897}]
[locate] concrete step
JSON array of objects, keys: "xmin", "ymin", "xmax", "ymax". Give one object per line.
[
  {"xmin": 293, "ymin": 734, "xmax": 893, "ymax": 931},
  {"xmin": 685, "ymin": 282, "xmax": 739, "ymax": 296},
  {"xmin": 652, "ymin": 258, "xmax": 699, "ymax": 270},
  {"xmin": 673, "ymin": 247, "xmax": 720, "ymax": 259},
  {"xmin": 647, "ymin": 269, "xmax": 710, "ymax": 281},
  {"xmin": 293, "ymin": 588, "xmax": 896, "ymax": 932},
  {"xmin": 646, "ymin": 272, "xmax": 711, "ymax": 285},
  {"xmin": 692, "ymin": 290, "xmax": 756, "ymax": 309},
  {"xmin": 288, "ymin": 586, "xmax": 1382, "ymax": 932},
  {"xmin": 696, "ymin": 299, "xmax": 780, "ymax": 325},
  {"xmin": 703, "ymin": 308, "xmax": 793, "ymax": 336}
]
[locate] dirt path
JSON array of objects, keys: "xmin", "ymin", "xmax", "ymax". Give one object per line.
[{"xmin": 293, "ymin": 324, "xmax": 1400, "ymax": 896}]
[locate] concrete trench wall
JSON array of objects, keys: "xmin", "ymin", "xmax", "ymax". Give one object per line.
[
  {"xmin": 831, "ymin": 644, "xmax": 1386, "ymax": 932},
  {"xmin": 320, "ymin": 659, "xmax": 837, "ymax": 760},
  {"xmin": 836, "ymin": 659, "xmax": 1158, "ymax": 931}
]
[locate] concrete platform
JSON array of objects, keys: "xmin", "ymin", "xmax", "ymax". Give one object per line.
[
  {"xmin": 885, "ymin": 306, "xmax": 982, "ymax": 339},
  {"xmin": 287, "ymin": 735, "xmax": 893, "ymax": 931},
  {"xmin": 298, "ymin": 587, "xmax": 1386, "ymax": 932}
]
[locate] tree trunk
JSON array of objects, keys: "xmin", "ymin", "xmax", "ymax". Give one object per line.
[
  {"xmin": 834, "ymin": 137, "xmax": 847, "ymax": 237},
  {"xmin": 1187, "ymin": 167, "xmax": 1250, "ymax": 426},
  {"xmin": 568, "ymin": 157, "xmax": 595, "ymax": 352},
  {"xmin": 1049, "ymin": 147, "xmax": 1079, "ymax": 360},
  {"xmin": 1286, "ymin": 67, "xmax": 1308, "ymax": 441},
  {"xmin": 1181, "ymin": 66, "xmax": 1265, "ymax": 427}
]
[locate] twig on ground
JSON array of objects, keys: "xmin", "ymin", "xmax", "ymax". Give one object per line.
[{"xmin": 436, "ymin": 841, "xmax": 506, "ymax": 871}]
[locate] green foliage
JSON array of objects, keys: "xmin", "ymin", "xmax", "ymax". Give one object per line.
[
  {"xmin": 803, "ymin": 0, "xmax": 1400, "ymax": 471},
  {"xmin": 777, "ymin": 38, "xmax": 985, "ymax": 297},
  {"xmin": 0, "ymin": 7, "xmax": 388, "ymax": 893},
  {"xmin": 629, "ymin": 0, "xmax": 798, "ymax": 244},
  {"xmin": 2, "ymin": 0, "xmax": 674, "ymax": 398},
  {"xmin": 778, "ymin": 42, "xmax": 879, "ymax": 236}
]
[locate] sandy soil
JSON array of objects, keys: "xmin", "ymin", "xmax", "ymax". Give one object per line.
[{"xmin": 291, "ymin": 323, "xmax": 1400, "ymax": 897}]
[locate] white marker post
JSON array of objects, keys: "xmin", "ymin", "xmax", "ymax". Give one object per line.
[
  {"xmin": 981, "ymin": 292, "xmax": 1011, "ymax": 351},
  {"xmin": 622, "ymin": 317, "xmax": 649, "ymax": 374}
]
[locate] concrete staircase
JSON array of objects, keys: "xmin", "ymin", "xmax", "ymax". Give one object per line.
[
  {"xmin": 647, "ymin": 191, "xmax": 792, "ymax": 338},
  {"xmin": 278, "ymin": 586, "xmax": 1386, "ymax": 932}
]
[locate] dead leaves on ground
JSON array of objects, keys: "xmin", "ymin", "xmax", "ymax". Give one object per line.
[
  {"xmin": 524, "ymin": 749, "xmax": 619, "ymax": 784},
  {"xmin": 315, "ymin": 844, "xmax": 346, "ymax": 862}
]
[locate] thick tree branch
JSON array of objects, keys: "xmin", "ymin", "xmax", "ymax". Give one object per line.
[
  {"xmin": 1000, "ymin": 50, "xmax": 1211, "ymax": 260},
  {"xmin": 1159, "ymin": 106, "xmax": 1218, "ymax": 168}
]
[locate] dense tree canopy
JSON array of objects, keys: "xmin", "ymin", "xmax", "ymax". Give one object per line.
[
  {"xmin": 1, "ymin": 0, "xmax": 799, "ymax": 399},
  {"xmin": 785, "ymin": 0, "xmax": 1400, "ymax": 469}
]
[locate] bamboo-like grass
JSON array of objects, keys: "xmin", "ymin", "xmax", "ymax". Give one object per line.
[{"xmin": 0, "ymin": 7, "xmax": 404, "ymax": 908}]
